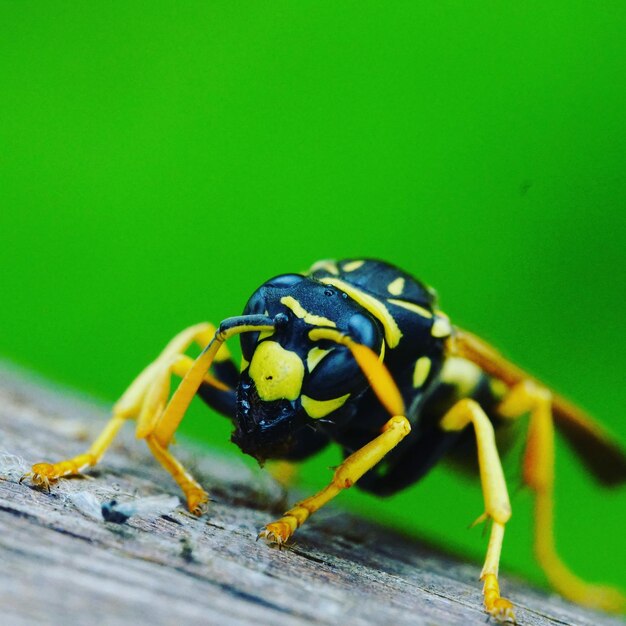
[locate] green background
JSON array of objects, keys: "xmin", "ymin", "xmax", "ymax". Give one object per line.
[{"xmin": 1, "ymin": 2, "xmax": 625, "ymax": 592}]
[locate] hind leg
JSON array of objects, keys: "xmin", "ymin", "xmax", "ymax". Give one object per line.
[{"xmin": 499, "ymin": 381, "xmax": 625, "ymax": 613}]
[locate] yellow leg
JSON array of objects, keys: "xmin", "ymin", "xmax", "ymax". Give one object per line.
[
  {"xmin": 134, "ymin": 318, "xmax": 275, "ymax": 510},
  {"xmin": 499, "ymin": 381, "xmax": 626, "ymax": 613},
  {"xmin": 259, "ymin": 415, "xmax": 411, "ymax": 545},
  {"xmin": 136, "ymin": 354, "xmax": 229, "ymax": 440},
  {"xmin": 151, "ymin": 320, "xmax": 274, "ymax": 447},
  {"xmin": 113, "ymin": 323, "xmax": 221, "ymax": 419},
  {"xmin": 440, "ymin": 398, "xmax": 515, "ymax": 623},
  {"xmin": 26, "ymin": 323, "xmax": 224, "ymax": 494},
  {"xmin": 145, "ymin": 435, "xmax": 209, "ymax": 515},
  {"xmin": 27, "ymin": 415, "xmax": 127, "ymax": 490},
  {"xmin": 257, "ymin": 327, "xmax": 410, "ymax": 544},
  {"xmin": 136, "ymin": 353, "xmax": 234, "ymax": 512}
]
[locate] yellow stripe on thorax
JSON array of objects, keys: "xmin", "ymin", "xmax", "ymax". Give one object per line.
[
  {"xmin": 388, "ymin": 298, "xmax": 433, "ymax": 319},
  {"xmin": 342, "ymin": 260, "xmax": 365, "ymax": 272},
  {"xmin": 431, "ymin": 311, "xmax": 452, "ymax": 338},
  {"xmin": 309, "ymin": 259, "xmax": 339, "ymax": 275},
  {"xmin": 319, "ymin": 277, "xmax": 402, "ymax": 348},
  {"xmin": 280, "ymin": 296, "xmax": 336, "ymax": 328},
  {"xmin": 412, "ymin": 356, "xmax": 431, "ymax": 388},
  {"xmin": 387, "ymin": 277, "xmax": 405, "ymax": 296}
]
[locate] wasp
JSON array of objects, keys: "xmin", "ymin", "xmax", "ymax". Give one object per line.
[{"xmin": 26, "ymin": 259, "xmax": 626, "ymax": 622}]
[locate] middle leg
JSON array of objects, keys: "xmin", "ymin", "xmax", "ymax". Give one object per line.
[
  {"xmin": 440, "ymin": 398, "xmax": 514, "ymax": 623},
  {"xmin": 137, "ymin": 352, "xmax": 235, "ymax": 514}
]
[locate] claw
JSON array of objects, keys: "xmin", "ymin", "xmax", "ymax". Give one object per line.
[
  {"xmin": 483, "ymin": 573, "xmax": 516, "ymax": 624},
  {"xmin": 258, "ymin": 521, "xmax": 294, "ymax": 547},
  {"xmin": 488, "ymin": 598, "xmax": 516, "ymax": 624},
  {"xmin": 21, "ymin": 463, "xmax": 59, "ymax": 491},
  {"xmin": 185, "ymin": 488, "xmax": 209, "ymax": 516}
]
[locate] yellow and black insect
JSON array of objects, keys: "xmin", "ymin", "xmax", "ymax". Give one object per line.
[{"xmin": 25, "ymin": 258, "xmax": 626, "ymax": 622}]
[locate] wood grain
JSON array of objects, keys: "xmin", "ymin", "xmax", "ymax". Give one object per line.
[{"xmin": 0, "ymin": 365, "xmax": 622, "ymax": 626}]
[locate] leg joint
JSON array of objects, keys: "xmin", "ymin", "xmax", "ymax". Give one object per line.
[
  {"xmin": 440, "ymin": 398, "xmax": 488, "ymax": 432},
  {"xmin": 499, "ymin": 379, "xmax": 552, "ymax": 418}
]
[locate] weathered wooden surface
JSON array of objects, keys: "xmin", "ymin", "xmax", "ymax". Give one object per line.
[{"xmin": 0, "ymin": 367, "xmax": 623, "ymax": 626}]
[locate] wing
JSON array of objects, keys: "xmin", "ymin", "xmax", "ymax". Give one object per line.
[{"xmin": 448, "ymin": 328, "xmax": 626, "ymax": 486}]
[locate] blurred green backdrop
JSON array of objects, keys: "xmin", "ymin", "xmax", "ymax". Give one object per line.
[{"xmin": 1, "ymin": 2, "xmax": 625, "ymax": 592}]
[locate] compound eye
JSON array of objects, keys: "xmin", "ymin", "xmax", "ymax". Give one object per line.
[
  {"xmin": 264, "ymin": 274, "xmax": 304, "ymax": 289},
  {"xmin": 348, "ymin": 312, "xmax": 381, "ymax": 351},
  {"xmin": 243, "ymin": 287, "xmax": 267, "ymax": 317},
  {"xmin": 303, "ymin": 313, "xmax": 383, "ymax": 399}
]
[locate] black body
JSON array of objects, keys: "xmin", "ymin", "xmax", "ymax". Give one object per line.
[{"xmin": 198, "ymin": 259, "xmax": 506, "ymax": 496}]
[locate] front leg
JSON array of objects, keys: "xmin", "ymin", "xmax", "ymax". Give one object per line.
[
  {"xmin": 260, "ymin": 328, "xmax": 409, "ymax": 544},
  {"xmin": 25, "ymin": 323, "xmax": 220, "ymax": 490},
  {"xmin": 259, "ymin": 415, "xmax": 411, "ymax": 545}
]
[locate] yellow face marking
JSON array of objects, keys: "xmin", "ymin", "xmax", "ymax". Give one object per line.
[
  {"xmin": 320, "ymin": 277, "xmax": 402, "ymax": 348},
  {"xmin": 249, "ymin": 341, "xmax": 304, "ymax": 401},
  {"xmin": 307, "ymin": 346, "xmax": 333, "ymax": 372},
  {"xmin": 258, "ymin": 330, "xmax": 274, "ymax": 341},
  {"xmin": 342, "ymin": 260, "xmax": 365, "ymax": 272},
  {"xmin": 431, "ymin": 314, "xmax": 452, "ymax": 338},
  {"xmin": 387, "ymin": 277, "xmax": 405, "ymax": 296},
  {"xmin": 301, "ymin": 393, "xmax": 351, "ymax": 418},
  {"xmin": 412, "ymin": 356, "xmax": 431, "ymax": 388},
  {"xmin": 240, "ymin": 355, "xmax": 250, "ymax": 372},
  {"xmin": 309, "ymin": 259, "xmax": 339, "ymax": 275},
  {"xmin": 280, "ymin": 296, "xmax": 336, "ymax": 328},
  {"xmin": 388, "ymin": 298, "xmax": 433, "ymax": 319}
]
